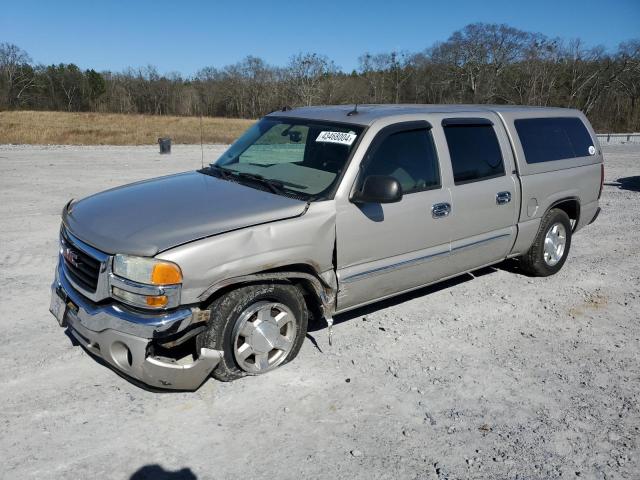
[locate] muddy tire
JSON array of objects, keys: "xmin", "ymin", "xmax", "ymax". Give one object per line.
[
  {"xmin": 520, "ymin": 208, "xmax": 572, "ymax": 277},
  {"xmin": 197, "ymin": 282, "xmax": 308, "ymax": 382}
]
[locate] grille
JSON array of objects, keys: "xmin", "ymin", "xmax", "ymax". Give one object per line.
[{"xmin": 61, "ymin": 229, "xmax": 101, "ymax": 293}]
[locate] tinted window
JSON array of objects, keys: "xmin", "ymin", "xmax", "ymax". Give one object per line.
[
  {"xmin": 363, "ymin": 129, "xmax": 440, "ymax": 194},
  {"xmin": 443, "ymin": 124, "xmax": 505, "ymax": 185},
  {"xmin": 514, "ymin": 117, "xmax": 594, "ymax": 164}
]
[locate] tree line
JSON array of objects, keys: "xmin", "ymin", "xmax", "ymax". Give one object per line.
[{"xmin": 1, "ymin": 23, "xmax": 639, "ymax": 132}]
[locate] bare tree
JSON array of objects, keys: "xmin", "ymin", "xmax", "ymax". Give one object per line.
[
  {"xmin": 614, "ymin": 40, "xmax": 640, "ymax": 127},
  {"xmin": 0, "ymin": 24, "xmax": 638, "ymax": 132},
  {"xmin": 0, "ymin": 42, "xmax": 34, "ymax": 108},
  {"xmin": 288, "ymin": 53, "xmax": 335, "ymax": 106}
]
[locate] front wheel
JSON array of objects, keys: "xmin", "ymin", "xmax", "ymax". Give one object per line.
[
  {"xmin": 197, "ymin": 282, "xmax": 308, "ymax": 382},
  {"xmin": 520, "ymin": 208, "xmax": 572, "ymax": 277}
]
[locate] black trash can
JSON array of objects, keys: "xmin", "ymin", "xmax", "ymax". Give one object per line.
[{"xmin": 158, "ymin": 137, "xmax": 171, "ymax": 154}]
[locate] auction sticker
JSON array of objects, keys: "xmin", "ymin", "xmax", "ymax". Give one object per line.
[{"xmin": 316, "ymin": 131, "xmax": 357, "ymax": 146}]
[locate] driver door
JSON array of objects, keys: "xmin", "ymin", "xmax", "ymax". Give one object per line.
[{"xmin": 335, "ymin": 121, "xmax": 453, "ymax": 311}]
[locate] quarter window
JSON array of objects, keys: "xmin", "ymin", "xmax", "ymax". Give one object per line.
[
  {"xmin": 443, "ymin": 123, "xmax": 505, "ymax": 185},
  {"xmin": 514, "ymin": 117, "xmax": 594, "ymax": 163},
  {"xmin": 363, "ymin": 128, "xmax": 440, "ymax": 194}
]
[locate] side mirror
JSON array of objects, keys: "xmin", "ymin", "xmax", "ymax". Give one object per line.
[{"xmin": 351, "ymin": 175, "xmax": 403, "ymax": 204}]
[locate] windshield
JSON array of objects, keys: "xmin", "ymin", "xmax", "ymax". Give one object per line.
[{"xmin": 210, "ymin": 117, "xmax": 364, "ymax": 200}]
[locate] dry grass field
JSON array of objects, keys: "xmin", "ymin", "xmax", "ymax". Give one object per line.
[{"xmin": 0, "ymin": 111, "xmax": 254, "ymax": 145}]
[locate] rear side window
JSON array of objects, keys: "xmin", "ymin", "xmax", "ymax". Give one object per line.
[
  {"xmin": 514, "ymin": 117, "xmax": 594, "ymax": 164},
  {"xmin": 363, "ymin": 128, "xmax": 440, "ymax": 194},
  {"xmin": 443, "ymin": 123, "xmax": 505, "ymax": 185}
]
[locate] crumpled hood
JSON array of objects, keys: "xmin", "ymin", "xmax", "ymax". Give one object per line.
[{"xmin": 63, "ymin": 171, "xmax": 307, "ymax": 257}]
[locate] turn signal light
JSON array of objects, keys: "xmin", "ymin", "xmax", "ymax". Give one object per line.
[
  {"xmin": 145, "ymin": 295, "xmax": 169, "ymax": 307},
  {"xmin": 151, "ymin": 263, "xmax": 182, "ymax": 285},
  {"xmin": 112, "ymin": 287, "xmax": 171, "ymax": 309}
]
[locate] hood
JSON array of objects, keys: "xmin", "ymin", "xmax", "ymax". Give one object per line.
[{"xmin": 63, "ymin": 171, "xmax": 308, "ymax": 257}]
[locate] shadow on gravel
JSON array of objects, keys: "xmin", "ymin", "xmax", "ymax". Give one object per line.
[
  {"xmin": 605, "ymin": 176, "xmax": 640, "ymax": 192},
  {"xmin": 305, "ymin": 333, "xmax": 324, "ymax": 353},
  {"xmin": 130, "ymin": 465, "xmax": 197, "ymax": 480},
  {"xmin": 310, "ymin": 262, "xmax": 522, "ymax": 331}
]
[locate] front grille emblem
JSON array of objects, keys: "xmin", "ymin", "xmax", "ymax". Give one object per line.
[{"xmin": 63, "ymin": 247, "xmax": 80, "ymax": 268}]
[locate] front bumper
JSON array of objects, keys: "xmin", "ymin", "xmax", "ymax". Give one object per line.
[{"xmin": 52, "ymin": 260, "xmax": 221, "ymax": 390}]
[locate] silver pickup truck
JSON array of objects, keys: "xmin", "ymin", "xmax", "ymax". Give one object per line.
[{"xmin": 50, "ymin": 105, "xmax": 603, "ymax": 389}]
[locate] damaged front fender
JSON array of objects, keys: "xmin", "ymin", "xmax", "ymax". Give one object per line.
[{"xmin": 157, "ymin": 201, "xmax": 338, "ymax": 313}]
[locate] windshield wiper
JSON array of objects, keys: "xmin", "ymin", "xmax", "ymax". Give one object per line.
[
  {"xmin": 201, "ymin": 165, "xmax": 298, "ymax": 198},
  {"xmin": 233, "ymin": 172, "xmax": 287, "ymax": 196},
  {"xmin": 202, "ymin": 164, "xmax": 233, "ymax": 179}
]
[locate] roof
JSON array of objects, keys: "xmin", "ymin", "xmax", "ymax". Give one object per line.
[{"xmin": 267, "ymin": 104, "xmax": 577, "ymax": 126}]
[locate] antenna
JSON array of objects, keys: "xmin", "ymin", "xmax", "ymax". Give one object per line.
[
  {"xmin": 199, "ymin": 112, "xmax": 205, "ymax": 169},
  {"xmin": 347, "ymin": 103, "xmax": 359, "ymax": 116}
]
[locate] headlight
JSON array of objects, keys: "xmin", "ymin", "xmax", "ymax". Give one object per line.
[
  {"xmin": 113, "ymin": 255, "xmax": 182, "ymax": 285},
  {"xmin": 111, "ymin": 255, "xmax": 182, "ymax": 309}
]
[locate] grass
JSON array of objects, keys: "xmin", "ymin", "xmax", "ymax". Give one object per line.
[{"xmin": 0, "ymin": 111, "xmax": 254, "ymax": 145}]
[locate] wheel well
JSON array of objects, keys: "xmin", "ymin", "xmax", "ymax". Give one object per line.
[
  {"xmin": 290, "ymin": 278, "xmax": 324, "ymax": 323},
  {"xmin": 199, "ymin": 264, "xmax": 328, "ymax": 323},
  {"xmin": 267, "ymin": 264, "xmax": 327, "ymax": 323},
  {"xmin": 550, "ymin": 198, "xmax": 580, "ymax": 230}
]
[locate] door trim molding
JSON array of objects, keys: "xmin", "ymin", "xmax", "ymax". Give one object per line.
[
  {"xmin": 340, "ymin": 231, "xmax": 512, "ymax": 285},
  {"xmin": 340, "ymin": 248, "xmax": 449, "ymax": 284},
  {"xmin": 450, "ymin": 232, "xmax": 512, "ymax": 254}
]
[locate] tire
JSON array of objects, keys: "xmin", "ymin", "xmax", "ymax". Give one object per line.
[
  {"xmin": 197, "ymin": 282, "xmax": 308, "ymax": 382},
  {"xmin": 520, "ymin": 208, "xmax": 572, "ymax": 277}
]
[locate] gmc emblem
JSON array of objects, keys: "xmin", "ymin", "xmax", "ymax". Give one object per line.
[{"xmin": 63, "ymin": 248, "xmax": 80, "ymax": 268}]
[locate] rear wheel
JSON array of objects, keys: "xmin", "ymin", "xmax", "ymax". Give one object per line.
[
  {"xmin": 197, "ymin": 282, "xmax": 308, "ymax": 382},
  {"xmin": 520, "ymin": 208, "xmax": 572, "ymax": 277}
]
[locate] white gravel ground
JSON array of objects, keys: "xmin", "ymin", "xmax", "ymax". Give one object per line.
[{"xmin": 0, "ymin": 144, "xmax": 638, "ymax": 480}]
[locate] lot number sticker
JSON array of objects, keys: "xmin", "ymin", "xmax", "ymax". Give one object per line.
[{"xmin": 316, "ymin": 131, "xmax": 357, "ymax": 146}]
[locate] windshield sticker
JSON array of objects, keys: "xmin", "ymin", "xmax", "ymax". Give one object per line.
[{"xmin": 316, "ymin": 131, "xmax": 357, "ymax": 146}]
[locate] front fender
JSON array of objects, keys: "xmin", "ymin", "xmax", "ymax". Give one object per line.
[{"xmin": 156, "ymin": 201, "xmax": 337, "ymax": 306}]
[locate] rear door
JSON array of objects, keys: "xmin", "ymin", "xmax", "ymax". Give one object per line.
[
  {"xmin": 438, "ymin": 115, "xmax": 519, "ymax": 271},
  {"xmin": 335, "ymin": 121, "xmax": 453, "ymax": 311}
]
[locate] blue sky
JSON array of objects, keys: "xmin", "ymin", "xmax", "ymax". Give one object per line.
[{"xmin": 1, "ymin": 0, "xmax": 639, "ymax": 75}]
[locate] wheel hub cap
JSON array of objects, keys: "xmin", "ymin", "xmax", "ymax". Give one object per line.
[
  {"xmin": 543, "ymin": 222, "xmax": 567, "ymax": 266},
  {"xmin": 232, "ymin": 301, "xmax": 297, "ymax": 374},
  {"xmin": 249, "ymin": 322, "xmax": 280, "ymax": 354}
]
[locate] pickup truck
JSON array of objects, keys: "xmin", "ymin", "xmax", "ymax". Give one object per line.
[{"xmin": 50, "ymin": 104, "xmax": 603, "ymax": 389}]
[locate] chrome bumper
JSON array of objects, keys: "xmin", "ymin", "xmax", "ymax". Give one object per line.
[{"xmin": 52, "ymin": 260, "xmax": 221, "ymax": 390}]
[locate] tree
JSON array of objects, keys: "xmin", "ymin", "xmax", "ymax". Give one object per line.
[
  {"xmin": 85, "ymin": 69, "xmax": 106, "ymax": 108},
  {"xmin": 0, "ymin": 26, "xmax": 639, "ymax": 132},
  {"xmin": 430, "ymin": 23, "xmax": 530, "ymax": 102},
  {"xmin": 287, "ymin": 53, "xmax": 336, "ymax": 106},
  {"xmin": 614, "ymin": 40, "xmax": 640, "ymax": 128},
  {"xmin": 0, "ymin": 42, "xmax": 34, "ymax": 108}
]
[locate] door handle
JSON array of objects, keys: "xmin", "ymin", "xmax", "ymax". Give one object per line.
[
  {"xmin": 496, "ymin": 191, "xmax": 512, "ymax": 205},
  {"xmin": 431, "ymin": 202, "xmax": 451, "ymax": 218}
]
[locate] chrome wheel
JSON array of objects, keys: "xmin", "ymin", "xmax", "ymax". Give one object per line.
[
  {"xmin": 543, "ymin": 222, "xmax": 567, "ymax": 266},
  {"xmin": 232, "ymin": 301, "xmax": 297, "ymax": 374}
]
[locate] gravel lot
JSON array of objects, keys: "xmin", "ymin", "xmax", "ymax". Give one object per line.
[{"xmin": 0, "ymin": 144, "xmax": 638, "ymax": 480}]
